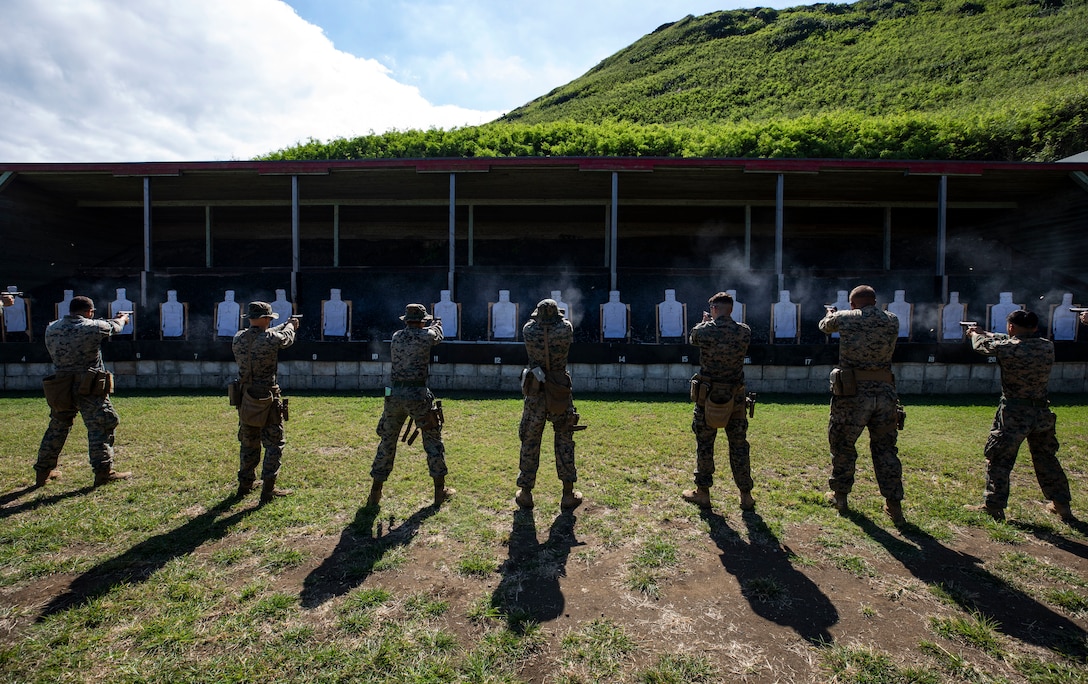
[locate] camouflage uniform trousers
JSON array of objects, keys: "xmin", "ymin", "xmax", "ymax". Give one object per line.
[
  {"xmin": 982, "ymin": 401, "xmax": 1069, "ymax": 510},
  {"xmin": 370, "ymin": 390, "xmax": 447, "ymax": 482},
  {"xmin": 237, "ymin": 408, "xmax": 285, "ymax": 484},
  {"xmin": 827, "ymin": 387, "xmax": 903, "ymax": 501},
  {"xmin": 517, "ymin": 391, "xmax": 577, "ymax": 490},
  {"xmin": 35, "ymin": 393, "xmax": 119, "ymax": 474},
  {"xmin": 692, "ymin": 399, "xmax": 752, "ymax": 492}
]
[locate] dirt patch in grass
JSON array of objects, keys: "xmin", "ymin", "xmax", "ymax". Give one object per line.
[
  {"xmin": 4, "ymin": 493, "xmax": 1088, "ymax": 682},
  {"xmin": 284, "ymin": 501, "xmax": 1087, "ymax": 681}
]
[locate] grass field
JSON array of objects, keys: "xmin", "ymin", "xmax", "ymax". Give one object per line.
[{"xmin": 1, "ymin": 391, "xmax": 1086, "ymax": 683}]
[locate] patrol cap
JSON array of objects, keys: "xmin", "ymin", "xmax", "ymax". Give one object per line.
[
  {"xmin": 400, "ymin": 303, "xmax": 432, "ymax": 322},
  {"xmin": 531, "ymin": 298, "xmax": 563, "ymax": 322},
  {"xmin": 244, "ymin": 301, "xmax": 279, "ymax": 320}
]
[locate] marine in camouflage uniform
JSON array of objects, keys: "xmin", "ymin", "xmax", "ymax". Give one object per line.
[
  {"xmin": 516, "ymin": 299, "xmax": 582, "ymax": 510},
  {"xmin": 684, "ymin": 291, "xmax": 755, "ymax": 510},
  {"xmin": 966, "ymin": 310, "xmax": 1072, "ymax": 521},
  {"xmin": 818, "ymin": 285, "xmax": 905, "ymax": 523},
  {"xmin": 34, "ymin": 295, "xmax": 131, "ymax": 487},
  {"xmin": 232, "ymin": 301, "xmax": 298, "ymax": 502},
  {"xmin": 367, "ymin": 303, "xmax": 453, "ymax": 507}
]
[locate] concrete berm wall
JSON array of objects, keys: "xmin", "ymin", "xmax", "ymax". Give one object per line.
[{"xmin": 3, "ymin": 361, "xmax": 1087, "ymax": 396}]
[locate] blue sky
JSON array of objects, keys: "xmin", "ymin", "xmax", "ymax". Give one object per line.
[
  {"xmin": 281, "ymin": 0, "xmax": 785, "ymax": 111},
  {"xmin": 0, "ymin": 0, "xmax": 797, "ymax": 162}
]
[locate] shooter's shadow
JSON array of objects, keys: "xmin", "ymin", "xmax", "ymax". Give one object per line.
[
  {"xmin": 850, "ymin": 513, "xmax": 1088, "ymax": 661},
  {"xmin": 1008, "ymin": 517, "xmax": 1088, "ymax": 561},
  {"xmin": 300, "ymin": 503, "xmax": 436, "ymax": 609},
  {"xmin": 1, "ymin": 485, "xmax": 95, "ymax": 520},
  {"xmin": 703, "ymin": 509, "xmax": 838, "ymax": 645},
  {"xmin": 38, "ymin": 495, "xmax": 253, "ymax": 620},
  {"xmin": 492, "ymin": 509, "xmax": 580, "ymax": 631}
]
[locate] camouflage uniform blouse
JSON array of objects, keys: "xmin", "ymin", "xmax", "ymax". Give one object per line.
[
  {"xmin": 690, "ymin": 316, "xmax": 751, "ymax": 383},
  {"xmin": 391, "ymin": 324, "xmax": 443, "ymax": 384},
  {"xmin": 232, "ymin": 323, "xmax": 296, "ymax": 387},
  {"xmin": 45, "ymin": 315, "xmax": 123, "ymax": 372},
  {"xmin": 819, "ymin": 306, "xmax": 898, "ymax": 371},
  {"xmin": 972, "ymin": 334, "xmax": 1053, "ymax": 400},
  {"xmin": 523, "ymin": 318, "xmax": 574, "ymax": 375}
]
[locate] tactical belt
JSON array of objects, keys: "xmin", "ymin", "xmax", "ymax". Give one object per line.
[
  {"xmin": 853, "ymin": 368, "xmax": 895, "ymax": 384},
  {"xmin": 693, "ymin": 373, "xmax": 742, "ymax": 386},
  {"xmin": 392, "ymin": 380, "xmax": 427, "ymax": 388},
  {"xmin": 1003, "ymin": 396, "xmax": 1049, "ymax": 408}
]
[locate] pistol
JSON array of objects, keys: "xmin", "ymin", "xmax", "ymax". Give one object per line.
[
  {"xmin": 116, "ymin": 310, "xmax": 134, "ymax": 316},
  {"xmin": 6, "ymin": 292, "xmax": 25, "ymax": 297},
  {"xmin": 289, "ymin": 314, "xmax": 303, "ymax": 318},
  {"xmin": 571, "ymin": 410, "xmax": 588, "ymax": 432},
  {"xmin": 959, "ymin": 321, "xmax": 978, "ymax": 327},
  {"xmin": 746, "ymin": 392, "xmax": 757, "ymax": 418},
  {"xmin": 1069, "ymin": 307, "xmax": 1088, "ymax": 313}
]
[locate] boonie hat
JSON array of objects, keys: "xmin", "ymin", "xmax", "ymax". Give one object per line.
[
  {"xmin": 245, "ymin": 301, "xmax": 278, "ymax": 319},
  {"xmin": 400, "ymin": 303, "xmax": 432, "ymax": 322}
]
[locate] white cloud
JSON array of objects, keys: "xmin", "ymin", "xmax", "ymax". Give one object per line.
[
  {"xmin": 0, "ymin": 0, "xmax": 501, "ymax": 162},
  {"xmin": 360, "ymin": 0, "xmax": 766, "ymax": 111},
  {"xmin": 386, "ymin": 2, "xmax": 596, "ymax": 110}
]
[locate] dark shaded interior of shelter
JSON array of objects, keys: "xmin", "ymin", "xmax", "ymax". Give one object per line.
[{"xmin": 2, "ymin": 162, "xmax": 1087, "ymax": 362}]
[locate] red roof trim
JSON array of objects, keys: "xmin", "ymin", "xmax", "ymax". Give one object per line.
[{"xmin": 3, "ymin": 156, "xmax": 1087, "ymax": 176}]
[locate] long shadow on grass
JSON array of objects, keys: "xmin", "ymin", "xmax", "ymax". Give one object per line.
[
  {"xmin": 702, "ymin": 509, "xmax": 838, "ymax": 645},
  {"xmin": 491, "ymin": 509, "xmax": 579, "ymax": 631},
  {"xmin": 0, "ymin": 485, "xmax": 95, "ymax": 519},
  {"xmin": 1009, "ymin": 518, "xmax": 1088, "ymax": 561},
  {"xmin": 850, "ymin": 513, "xmax": 1088, "ymax": 662},
  {"xmin": 300, "ymin": 503, "xmax": 435, "ymax": 609},
  {"xmin": 37, "ymin": 495, "xmax": 255, "ymax": 620}
]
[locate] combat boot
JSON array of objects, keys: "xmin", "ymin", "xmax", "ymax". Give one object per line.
[
  {"xmin": 515, "ymin": 487, "xmax": 534, "ymax": 509},
  {"xmin": 235, "ymin": 479, "xmax": 261, "ymax": 498},
  {"xmin": 827, "ymin": 491, "xmax": 849, "ymax": 514},
  {"xmin": 94, "ymin": 469, "xmax": 131, "ymax": 487},
  {"xmin": 884, "ymin": 499, "xmax": 905, "ymax": 525},
  {"xmin": 561, "ymin": 482, "xmax": 583, "ymax": 510},
  {"xmin": 366, "ymin": 481, "xmax": 383, "ymax": 507},
  {"xmin": 682, "ymin": 487, "xmax": 712, "ymax": 508},
  {"xmin": 739, "ymin": 490, "xmax": 756, "ymax": 511},
  {"xmin": 259, "ymin": 476, "xmax": 292, "ymax": 504},
  {"xmin": 1046, "ymin": 501, "xmax": 1074, "ymax": 522},
  {"xmin": 34, "ymin": 468, "xmax": 59, "ymax": 488},
  {"xmin": 433, "ymin": 476, "xmax": 456, "ymax": 506},
  {"xmin": 964, "ymin": 503, "xmax": 1005, "ymax": 521}
]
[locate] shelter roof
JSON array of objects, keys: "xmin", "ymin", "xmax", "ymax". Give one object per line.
[{"xmin": 4, "ymin": 157, "xmax": 1088, "ymax": 209}]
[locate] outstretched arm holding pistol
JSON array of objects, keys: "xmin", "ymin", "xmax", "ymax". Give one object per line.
[{"xmin": 961, "ymin": 321, "xmax": 984, "ymax": 337}]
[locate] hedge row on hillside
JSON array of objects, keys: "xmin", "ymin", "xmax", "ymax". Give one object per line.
[{"xmin": 262, "ymin": 93, "xmax": 1087, "ymax": 161}]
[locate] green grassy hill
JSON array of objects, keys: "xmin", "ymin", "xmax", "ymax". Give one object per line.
[
  {"xmin": 504, "ymin": 0, "xmax": 1088, "ymax": 126},
  {"xmin": 262, "ymin": 0, "xmax": 1088, "ymax": 161}
]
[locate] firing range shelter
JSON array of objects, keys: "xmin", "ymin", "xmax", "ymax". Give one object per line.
[{"xmin": 2, "ymin": 157, "xmax": 1088, "ymax": 392}]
